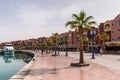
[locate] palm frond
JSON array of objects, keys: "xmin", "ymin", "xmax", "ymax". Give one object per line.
[
  {"xmin": 79, "ymin": 11, "xmax": 86, "ymax": 21},
  {"xmin": 72, "ymin": 14, "xmax": 80, "ymax": 21},
  {"xmin": 65, "ymin": 21, "xmax": 77, "ymax": 30},
  {"xmin": 88, "ymin": 21, "xmax": 97, "ymax": 25},
  {"xmin": 84, "ymin": 16, "xmax": 94, "ymax": 23},
  {"xmin": 65, "ymin": 21, "xmax": 73, "ymax": 27},
  {"xmin": 99, "ymin": 32, "xmax": 110, "ymax": 41},
  {"xmin": 83, "ymin": 35, "xmax": 89, "ymax": 42},
  {"xmin": 85, "ymin": 25, "xmax": 91, "ymax": 30}
]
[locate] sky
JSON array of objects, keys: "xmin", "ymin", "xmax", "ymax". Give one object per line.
[{"xmin": 0, "ymin": 0, "xmax": 120, "ymax": 42}]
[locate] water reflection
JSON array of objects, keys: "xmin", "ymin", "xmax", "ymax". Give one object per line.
[
  {"xmin": 2, "ymin": 52, "xmax": 30, "ymax": 63},
  {"xmin": 3, "ymin": 53, "xmax": 15, "ymax": 63},
  {"xmin": 24, "ymin": 56, "xmax": 32, "ymax": 63},
  {"xmin": 0, "ymin": 52, "xmax": 29, "ymax": 80}
]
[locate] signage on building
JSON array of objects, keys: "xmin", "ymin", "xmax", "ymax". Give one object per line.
[{"xmin": 105, "ymin": 41, "xmax": 120, "ymax": 46}]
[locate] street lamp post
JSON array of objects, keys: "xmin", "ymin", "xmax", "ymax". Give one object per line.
[
  {"xmin": 91, "ymin": 30, "xmax": 96, "ymax": 59},
  {"xmin": 65, "ymin": 36, "xmax": 68, "ymax": 56}
]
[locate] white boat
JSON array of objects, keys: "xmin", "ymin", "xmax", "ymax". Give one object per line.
[{"xmin": 3, "ymin": 43, "xmax": 15, "ymax": 55}]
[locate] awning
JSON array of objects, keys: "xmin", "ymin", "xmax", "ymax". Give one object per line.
[{"xmin": 105, "ymin": 41, "xmax": 120, "ymax": 46}]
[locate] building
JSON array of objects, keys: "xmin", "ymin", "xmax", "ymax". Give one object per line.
[
  {"xmin": 111, "ymin": 14, "xmax": 120, "ymax": 41},
  {"xmin": 11, "ymin": 40, "xmax": 24, "ymax": 49},
  {"xmin": 59, "ymin": 31, "xmax": 76, "ymax": 51},
  {"xmin": 98, "ymin": 14, "xmax": 120, "ymax": 50},
  {"xmin": 58, "ymin": 27, "xmax": 98, "ymax": 51},
  {"xmin": 99, "ymin": 14, "xmax": 120, "ymax": 42},
  {"xmin": 37, "ymin": 37, "xmax": 48, "ymax": 44}
]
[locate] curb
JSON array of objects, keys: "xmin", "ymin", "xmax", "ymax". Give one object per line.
[{"xmin": 9, "ymin": 51, "xmax": 36, "ymax": 80}]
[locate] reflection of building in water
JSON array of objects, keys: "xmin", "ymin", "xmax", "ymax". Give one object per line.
[{"xmin": 3, "ymin": 54, "xmax": 15, "ymax": 63}]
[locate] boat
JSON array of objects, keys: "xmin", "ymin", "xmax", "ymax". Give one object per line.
[{"xmin": 3, "ymin": 43, "xmax": 15, "ymax": 55}]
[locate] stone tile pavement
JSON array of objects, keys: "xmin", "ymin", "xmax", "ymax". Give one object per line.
[
  {"xmin": 63, "ymin": 52, "xmax": 120, "ymax": 70},
  {"xmin": 24, "ymin": 51, "xmax": 120, "ymax": 80}
]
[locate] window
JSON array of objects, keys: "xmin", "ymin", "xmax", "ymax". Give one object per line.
[
  {"xmin": 112, "ymin": 38, "xmax": 114, "ymax": 40},
  {"xmin": 116, "ymin": 20, "xmax": 120, "ymax": 26},
  {"xmin": 90, "ymin": 30, "xmax": 96, "ymax": 35},
  {"xmin": 118, "ymin": 37, "xmax": 120, "ymax": 40},
  {"xmin": 112, "ymin": 23, "xmax": 114, "ymax": 26},
  {"xmin": 69, "ymin": 34, "xmax": 71, "ymax": 37},
  {"xmin": 118, "ymin": 29, "xmax": 120, "ymax": 32},
  {"xmin": 93, "ymin": 31, "xmax": 96, "ymax": 35},
  {"xmin": 90, "ymin": 31, "xmax": 92, "ymax": 35},
  {"xmin": 77, "ymin": 37, "xmax": 79, "ymax": 40},
  {"xmin": 104, "ymin": 24, "xmax": 110, "ymax": 29},
  {"xmin": 83, "ymin": 31, "xmax": 88, "ymax": 35}
]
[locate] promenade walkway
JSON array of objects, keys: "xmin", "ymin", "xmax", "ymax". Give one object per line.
[
  {"xmin": 62, "ymin": 52, "xmax": 120, "ymax": 70},
  {"xmin": 24, "ymin": 51, "xmax": 120, "ymax": 80}
]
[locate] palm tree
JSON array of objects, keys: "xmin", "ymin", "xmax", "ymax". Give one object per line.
[
  {"xmin": 32, "ymin": 43, "xmax": 37, "ymax": 50},
  {"xmin": 51, "ymin": 33, "xmax": 59, "ymax": 56},
  {"xmin": 63, "ymin": 36, "xmax": 68, "ymax": 56},
  {"xmin": 99, "ymin": 32, "xmax": 110, "ymax": 54},
  {"xmin": 66, "ymin": 11, "xmax": 97, "ymax": 66},
  {"xmin": 46, "ymin": 37, "xmax": 53, "ymax": 53},
  {"xmin": 83, "ymin": 35, "xmax": 89, "ymax": 51},
  {"xmin": 40, "ymin": 42, "xmax": 46, "ymax": 55}
]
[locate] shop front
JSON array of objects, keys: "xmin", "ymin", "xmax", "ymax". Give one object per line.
[{"xmin": 105, "ymin": 41, "xmax": 120, "ymax": 51}]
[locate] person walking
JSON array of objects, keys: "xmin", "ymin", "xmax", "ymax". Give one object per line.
[
  {"xmin": 100, "ymin": 47, "xmax": 103, "ymax": 56},
  {"xmin": 41, "ymin": 49, "xmax": 44, "ymax": 55},
  {"xmin": 95, "ymin": 46, "xmax": 98, "ymax": 55}
]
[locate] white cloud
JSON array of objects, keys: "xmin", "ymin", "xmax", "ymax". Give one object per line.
[
  {"xmin": 17, "ymin": 8, "xmax": 51, "ymax": 27},
  {"xmin": 14, "ymin": 2, "xmax": 99, "ymax": 39},
  {"xmin": 1, "ymin": 0, "xmax": 120, "ymax": 42},
  {"xmin": 16, "ymin": 4, "xmax": 70, "ymax": 35}
]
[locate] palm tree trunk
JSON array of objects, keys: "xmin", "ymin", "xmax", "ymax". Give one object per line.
[
  {"xmin": 66, "ymin": 46, "xmax": 68, "ymax": 56},
  {"xmin": 48, "ymin": 46, "xmax": 50, "ymax": 53},
  {"xmin": 55, "ymin": 42, "xmax": 57, "ymax": 56},
  {"xmin": 103, "ymin": 40, "xmax": 105, "ymax": 54},
  {"xmin": 55, "ymin": 46, "xmax": 56, "ymax": 55},
  {"xmin": 65, "ymin": 39, "xmax": 68, "ymax": 56},
  {"xmin": 79, "ymin": 29, "xmax": 84, "ymax": 63}
]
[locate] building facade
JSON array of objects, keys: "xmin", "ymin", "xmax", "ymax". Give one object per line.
[
  {"xmin": 111, "ymin": 14, "xmax": 120, "ymax": 41},
  {"xmin": 98, "ymin": 14, "xmax": 120, "ymax": 50}
]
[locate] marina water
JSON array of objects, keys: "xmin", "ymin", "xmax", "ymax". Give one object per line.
[{"xmin": 0, "ymin": 52, "xmax": 30, "ymax": 80}]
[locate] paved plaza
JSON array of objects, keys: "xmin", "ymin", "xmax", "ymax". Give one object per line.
[{"xmin": 24, "ymin": 51, "xmax": 120, "ymax": 80}]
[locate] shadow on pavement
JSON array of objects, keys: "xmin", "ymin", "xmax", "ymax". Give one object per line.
[{"xmin": 28, "ymin": 66, "xmax": 74, "ymax": 76}]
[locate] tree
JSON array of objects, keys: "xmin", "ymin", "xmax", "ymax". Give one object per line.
[
  {"xmin": 51, "ymin": 33, "xmax": 59, "ymax": 56},
  {"xmin": 40, "ymin": 42, "xmax": 46, "ymax": 55},
  {"xmin": 66, "ymin": 11, "xmax": 97, "ymax": 66},
  {"xmin": 99, "ymin": 32, "xmax": 110, "ymax": 53},
  {"xmin": 46, "ymin": 37, "xmax": 53, "ymax": 53},
  {"xmin": 32, "ymin": 43, "xmax": 37, "ymax": 50},
  {"xmin": 83, "ymin": 35, "xmax": 89, "ymax": 51},
  {"xmin": 63, "ymin": 36, "xmax": 68, "ymax": 56}
]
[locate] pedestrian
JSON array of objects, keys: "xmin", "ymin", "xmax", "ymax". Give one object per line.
[
  {"xmin": 41, "ymin": 49, "xmax": 44, "ymax": 55},
  {"xmin": 95, "ymin": 46, "xmax": 98, "ymax": 55},
  {"xmin": 100, "ymin": 47, "xmax": 103, "ymax": 56},
  {"xmin": 91, "ymin": 46, "xmax": 95, "ymax": 59}
]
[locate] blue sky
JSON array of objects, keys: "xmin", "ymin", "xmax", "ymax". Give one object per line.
[{"xmin": 0, "ymin": 0, "xmax": 120, "ymax": 42}]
